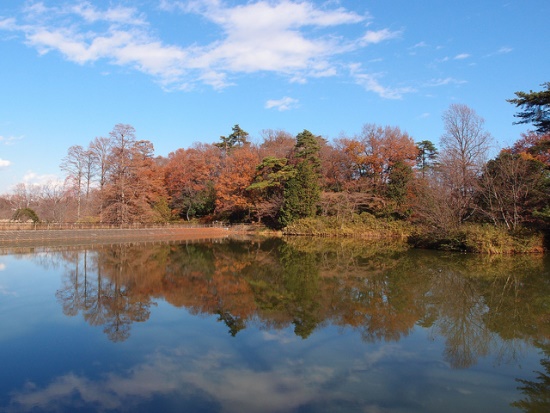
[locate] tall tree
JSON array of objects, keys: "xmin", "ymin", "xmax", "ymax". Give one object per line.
[
  {"xmin": 60, "ymin": 145, "xmax": 86, "ymax": 220},
  {"xmin": 89, "ymin": 136, "xmax": 111, "ymax": 191},
  {"xmin": 165, "ymin": 143, "xmax": 219, "ymax": 220},
  {"xmin": 215, "ymin": 145, "xmax": 260, "ymax": 221},
  {"xmin": 101, "ymin": 124, "xmax": 166, "ymax": 224},
  {"xmin": 216, "ymin": 124, "xmax": 250, "ymax": 153},
  {"xmin": 258, "ymin": 129, "xmax": 295, "ymax": 159},
  {"xmin": 279, "ymin": 130, "xmax": 322, "ymax": 226},
  {"xmin": 386, "ymin": 160, "xmax": 414, "ymax": 215},
  {"xmin": 89, "ymin": 136, "xmax": 112, "ymax": 220},
  {"xmin": 510, "ymin": 131, "xmax": 550, "ymax": 166},
  {"xmin": 477, "ymin": 151, "xmax": 547, "ymax": 230},
  {"xmin": 439, "ymin": 104, "xmax": 492, "ymax": 226},
  {"xmin": 103, "ymin": 124, "xmax": 137, "ymax": 223},
  {"xmin": 247, "ymin": 156, "xmax": 295, "ymax": 225},
  {"xmin": 508, "ymin": 82, "xmax": 550, "ymax": 134},
  {"xmin": 416, "ymin": 140, "xmax": 438, "ymax": 177}
]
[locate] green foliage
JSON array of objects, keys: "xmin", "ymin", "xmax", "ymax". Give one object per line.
[
  {"xmin": 216, "ymin": 124, "xmax": 250, "ymax": 151},
  {"xmin": 247, "ymin": 157, "xmax": 294, "ymax": 192},
  {"xmin": 508, "ymin": 82, "xmax": 550, "ymax": 134},
  {"xmin": 279, "ymin": 130, "xmax": 322, "ymax": 226},
  {"xmin": 152, "ymin": 197, "xmax": 175, "ymax": 222},
  {"xmin": 12, "ymin": 208, "xmax": 40, "ymax": 223},
  {"xmin": 386, "ymin": 161, "xmax": 413, "ymax": 209},
  {"xmin": 177, "ymin": 181, "xmax": 216, "ymax": 221},
  {"xmin": 295, "ymin": 129, "xmax": 321, "ymax": 164},
  {"xmin": 416, "ymin": 140, "xmax": 438, "ymax": 175}
]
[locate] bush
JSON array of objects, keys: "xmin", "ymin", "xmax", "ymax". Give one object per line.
[
  {"xmin": 409, "ymin": 224, "xmax": 545, "ymax": 254},
  {"xmin": 283, "ymin": 213, "xmax": 411, "ymax": 239},
  {"xmin": 12, "ymin": 208, "xmax": 40, "ymax": 223}
]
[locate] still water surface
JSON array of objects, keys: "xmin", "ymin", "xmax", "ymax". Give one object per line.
[{"xmin": 0, "ymin": 237, "xmax": 548, "ymax": 413}]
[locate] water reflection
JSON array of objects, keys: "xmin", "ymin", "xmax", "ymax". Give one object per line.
[
  {"xmin": 37, "ymin": 238, "xmax": 548, "ymax": 364},
  {"xmin": 4, "ymin": 238, "xmax": 549, "ymax": 412},
  {"xmin": 512, "ymin": 343, "xmax": 550, "ymax": 413}
]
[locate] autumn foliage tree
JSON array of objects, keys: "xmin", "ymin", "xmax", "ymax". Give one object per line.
[
  {"xmin": 165, "ymin": 143, "xmax": 219, "ymax": 220},
  {"xmin": 101, "ymin": 124, "xmax": 167, "ymax": 224},
  {"xmin": 215, "ymin": 145, "xmax": 260, "ymax": 221}
]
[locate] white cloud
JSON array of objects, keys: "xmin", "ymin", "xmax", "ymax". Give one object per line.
[
  {"xmin": 265, "ymin": 97, "xmax": 299, "ymax": 111},
  {"xmin": 22, "ymin": 171, "xmax": 63, "ymax": 187},
  {"xmin": 0, "ymin": 158, "xmax": 11, "ymax": 168},
  {"xmin": 0, "ymin": 17, "xmax": 16, "ymax": 30},
  {"xmin": 425, "ymin": 77, "xmax": 467, "ymax": 87},
  {"xmin": 411, "ymin": 41, "xmax": 427, "ymax": 49},
  {"xmin": 349, "ymin": 64, "xmax": 414, "ymax": 100},
  {"xmin": 7, "ymin": 348, "xmax": 339, "ymax": 413},
  {"xmin": 360, "ymin": 28, "xmax": 401, "ymax": 45},
  {"xmin": 0, "ymin": 135, "xmax": 23, "ymax": 145},
  {"xmin": 486, "ymin": 46, "xmax": 513, "ymax": 57},
  {"xmin": 69, "ymin": 3, "xmax": 147, "ymax": 25},
  {"xmin": 497, "ymin": 46, "xmax": 512, "ymax": 54},
  {"xmin": 0, "ymin": 1, "xmax": 400, "ymax": 90},
  {"xmin": 454, "ymin": 53, "xmax": 470, "ymax": 60}
]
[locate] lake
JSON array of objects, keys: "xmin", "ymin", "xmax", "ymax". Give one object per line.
[{"xmin": 0, "ymin": 237, "xmax": 548, "ymax": 413}]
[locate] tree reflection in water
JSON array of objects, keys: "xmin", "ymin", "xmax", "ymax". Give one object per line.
[
  {"xmin": 512, "ymin": 343, "xmax": 550, "ymax": 413},
  {"xmin": 49, "ymin": 238, "xmax": 548, "ymax": 370}
]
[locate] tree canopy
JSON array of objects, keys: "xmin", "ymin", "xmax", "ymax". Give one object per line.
[{"xmin": 508, "ymin": 82, "xmax": 550, "ymax": 134}]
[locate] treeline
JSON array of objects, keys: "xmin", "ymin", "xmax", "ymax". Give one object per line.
[{"xmin": 1, "ymin": 84, "xmax": 549, "ymax": 248}]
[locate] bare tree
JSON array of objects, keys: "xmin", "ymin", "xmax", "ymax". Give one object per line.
[
  {"xmin": 10, "ymin": 183, "xmax": 40, "ymax": 210},
  {"xmin": 89, "ymin": 136, "xmax": 112, "ymax": 220},
  {"xmin": 37, "ymin": 181, "xmax": 72, "ymax": 222},
  {"xmin": 104, "ymin": 124, "xmax": 137, "ymax": 224},
  {"xmin": 89, "ymin": 137, "xmax": 111, "ymax": 190},
  {"xmin": 439, "ymin": 104, "xmax": 492, "ymax": 225},
  {"xmin": 477, "ymin": 152, "xmax": 547, "ymax": 230},
  {"xmin": 61, "ymin": 145, "xmax": 86, "ymax": 220}
]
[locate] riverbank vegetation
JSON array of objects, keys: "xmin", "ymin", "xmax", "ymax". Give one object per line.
[{"xmin": 1, "ymin": 84, "xmax": 548, "ymax": 253}]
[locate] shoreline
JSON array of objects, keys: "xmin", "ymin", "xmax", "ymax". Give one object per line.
[{"xmin": 0, "ymin": 227, "xmax": 233, "ymax": 248}]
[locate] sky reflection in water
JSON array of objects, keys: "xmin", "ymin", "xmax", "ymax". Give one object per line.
[{"xmin": 0, "ymin": 238, "xmax": 548, "ymax": 413}]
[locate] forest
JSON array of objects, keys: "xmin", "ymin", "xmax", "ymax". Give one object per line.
[{"xmin": 1, "ymin": 83, "xmax": 549, "ymax": 252}]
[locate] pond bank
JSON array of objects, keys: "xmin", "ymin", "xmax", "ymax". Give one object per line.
[{"xmin": 0, "ymin": 227, "xmax": 233, "ymax": 247}]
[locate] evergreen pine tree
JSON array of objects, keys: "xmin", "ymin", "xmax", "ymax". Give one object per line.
[{"xmin": 279, "ymin": 130, "xmax": 321, "ymax": 226}]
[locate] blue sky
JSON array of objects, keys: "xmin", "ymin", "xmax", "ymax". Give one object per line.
[{"xmin": 0, "ymin": 0, "xmax": 548, "ymax": 193}]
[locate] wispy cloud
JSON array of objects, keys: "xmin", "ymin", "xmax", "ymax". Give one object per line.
[
  {"xmin": 0, "ymin": 135, "xmax": 23, "ymax": 145},
  {"xmin": 411, "ymin": 41, "xmax": 427, "ymax": 49},
  {"xmin": 265, "ymin": 97, "xmax": 299, "ymax": 111},
  {"xmin": 486, "ymin": 46, "xmax": 513, "ymax": 57},
  {"xmin": 425, "ymin": 77, "xmax": 467, "ymax": 87},
  {"xmin": 0, "ymin": 158, "xmax": 11, "ymax": 168},
  {"xmin": 359, "ymin": 28, "xmax": 401, "ymax": 46},
  {"xmin": 0, "ymin": 1, "xmax": 400, "ymax": 91},
  {"xmin": 453, "ymin": 53, "xmax": 470, "ymax": 60},
  {"xmin": 349, "ymin": 64, "xmax": 415, "ymax": 100}
]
